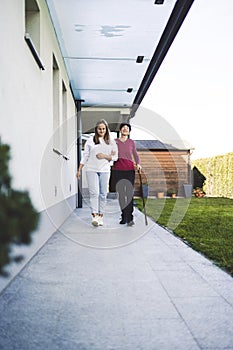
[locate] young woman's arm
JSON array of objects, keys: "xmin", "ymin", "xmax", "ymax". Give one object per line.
[
  {"xmin": 111, "ymin": 139, "xmax": 118, "ymax": 162},
  {"xmin": 76, "ymin": 163, "xmax": 84, "ymax": 179},
  {"xmin": 76, "ymin": 138, "xmax": 92, "ymax": 178},
  {"xmin": 96, "ymin": 139, "xmax": 118, "ymax": 161}
]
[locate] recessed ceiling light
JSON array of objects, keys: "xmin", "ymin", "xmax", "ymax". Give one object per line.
[
  {"xmin": 154, "ymin": 0, "xmax": 164, "ymax": 4},
  {"xmin": 136, "ymin": 56, "xmax": 144, "ymax": 63},
  {"xmin": 127, "ymin": 88, "xmax": 133, "ymax": 93}
]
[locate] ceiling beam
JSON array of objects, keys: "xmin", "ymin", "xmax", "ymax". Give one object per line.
[{"xmin": 131, "ymin": 0, "xmax": 195, "ymax": 118}]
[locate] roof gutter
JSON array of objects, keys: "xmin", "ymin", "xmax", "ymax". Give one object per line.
[{"xmin": 130, "ymin": 0, "xmax": 195, "ymax": 118}]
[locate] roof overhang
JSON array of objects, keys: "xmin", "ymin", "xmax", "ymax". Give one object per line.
[{"xmin": 45, "ymin": 0, "xmax": 195, "ymax": 131}]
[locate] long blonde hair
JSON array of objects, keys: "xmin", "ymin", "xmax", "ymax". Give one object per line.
[{"xmin": 93, "ymin": 119, "xmax": 110, "ymax": 145}]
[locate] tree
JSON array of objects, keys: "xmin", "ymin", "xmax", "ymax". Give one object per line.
[{"xmin": 0, "ymin": 141, "xmax": 39, "ymax": 276}]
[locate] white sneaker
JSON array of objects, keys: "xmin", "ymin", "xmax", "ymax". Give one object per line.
[
  {"xmin": 91, "ymin": 216, "xmax": 99, "ymax": 227},
  {"xmin": 98, "ymin": 215, "xmax": 103, "ymax": 226}
]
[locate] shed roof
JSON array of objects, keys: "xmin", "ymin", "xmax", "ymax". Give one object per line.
[{"xmin": 134, "ymin": 139, "xmax": 193, "ymax": 151}]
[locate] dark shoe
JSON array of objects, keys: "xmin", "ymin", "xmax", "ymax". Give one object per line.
[
  {"xmin": 119, "ymin": 219, "xmax": 126, "ymax": 224},
  {"xmin": 127, "ymin": 220, "xmax": 135, "ymax": 227}
]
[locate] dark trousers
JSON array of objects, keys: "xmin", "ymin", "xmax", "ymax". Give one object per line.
[{"xmin": 112, "ymin": 170, "xmax": 135, "ymax": 223}]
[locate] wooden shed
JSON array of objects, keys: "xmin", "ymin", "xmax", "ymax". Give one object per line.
[{"xmin": 133, "ymin": 140, "xmax": 193, "ymax": 197}]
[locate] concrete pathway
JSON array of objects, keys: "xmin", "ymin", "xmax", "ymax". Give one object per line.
[{"xmin": 0, "ymin": 198, "xmax": 233, "ymax": 350}]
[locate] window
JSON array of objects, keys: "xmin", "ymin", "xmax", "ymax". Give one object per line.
[
  {"xmin": 25, "ymin": 0, "xmax": 40, "ymax": 51},
  {"xmin": 25, "ymin": 0, "xmax": 44, "ymax": 69},
  {"xmin": 53, "ymin": 55, "xmax": 60, "ymax": 150},
  {"xmin": 62, "ymin": 81, "xmax": 68, "ymax": 155}
]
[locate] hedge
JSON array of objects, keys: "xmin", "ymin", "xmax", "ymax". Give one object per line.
[{"xmin": 192, "ymin": 152, "xmax": 233, "ymax": 198}]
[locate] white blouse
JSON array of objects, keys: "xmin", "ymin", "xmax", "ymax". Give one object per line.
[{"xmin": 80, "ymin": 137, "xmax": 118, "ymax": 172}]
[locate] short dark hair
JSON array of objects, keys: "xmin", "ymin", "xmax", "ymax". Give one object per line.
[{"xmin": 119, "ymin": 123, "xmax": 131, "ymax": 132}]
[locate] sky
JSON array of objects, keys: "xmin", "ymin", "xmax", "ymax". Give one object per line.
[{"xmin": 139, "ymin": 0, "xmax": 233, "ymax": 160}]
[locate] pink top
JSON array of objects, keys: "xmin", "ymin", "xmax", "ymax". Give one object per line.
[{"xmin": 113, "ymin": 138, "xmax": 140, "ymax": 171}]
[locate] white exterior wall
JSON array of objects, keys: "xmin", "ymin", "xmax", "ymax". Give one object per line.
[{"xmin": 0, "ymin": 0, "xmax": 77, "ymax": 213}]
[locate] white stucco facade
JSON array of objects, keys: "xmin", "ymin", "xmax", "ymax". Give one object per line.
[{"xmin": 0, "ymin": 0, "xmax": 77, "ymax": 215}]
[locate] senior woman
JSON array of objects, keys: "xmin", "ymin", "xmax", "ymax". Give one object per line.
[{"xmin": 112, "ymin": 122, "xmax": 141, "ymax": 226}]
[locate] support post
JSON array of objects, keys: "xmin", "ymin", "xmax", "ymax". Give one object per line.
[
  {"xmin": 75, "ymin": 99, "xmax": 84, "ymax": 208},
  {"xmin": 187, "ymin": 150, "xmax": 192, "ymax": 184}
]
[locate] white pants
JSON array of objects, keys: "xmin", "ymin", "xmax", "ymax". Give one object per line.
[{"xmin": 86, "ymin": 171, "xmax": 110, "ymax": 215}]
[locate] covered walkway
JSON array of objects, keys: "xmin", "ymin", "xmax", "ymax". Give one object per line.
[{"xmin": 1, "ymin": 199, "xmax": 233, "ymax": 349}]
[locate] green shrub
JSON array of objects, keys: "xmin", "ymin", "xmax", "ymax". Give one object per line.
[{"xmin": 0, "ymin": 141, "xmax": 39, "ymax": 276}]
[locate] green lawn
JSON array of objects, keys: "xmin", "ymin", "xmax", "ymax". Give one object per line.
[{"xmin": 135, "ymin": 197, "xmax": 233, "ymax": 276}]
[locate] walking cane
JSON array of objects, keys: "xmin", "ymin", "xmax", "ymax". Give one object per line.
[{"xmin": 138, "ymin": 170, "xmax": 148, "ymax": 226}]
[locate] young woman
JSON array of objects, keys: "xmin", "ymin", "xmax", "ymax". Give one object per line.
[
  {"xmin": 112, "ymin": 123, "xmax": 141, "ymax": 226},
  {"xmin": 76, "ymin": 119, "xmax": 118, "ymax": 226}
]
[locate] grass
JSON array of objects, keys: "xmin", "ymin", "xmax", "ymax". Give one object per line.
[{"xmin": 135, "ymin": 197, "xmax": 233, "ymax": 276}]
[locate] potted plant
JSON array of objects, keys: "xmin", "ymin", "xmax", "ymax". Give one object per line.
[
  {"xmin": 142, "ymin": 181, "xmax": 149, "ymax": 198},
  {"xmin": 183, "ymin": 183, "xmax": 193, "ymax": 198},
  {"xmin": 167, "ymin": 188, "xmax": 177, "ymax": 198},
  {"xmin": 157, "ymin": 190, "xmax": 165, "ymax": 199},
  {"xmin": 193, "ymin": 187, "xmax": 205, "ymax": 198}
]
